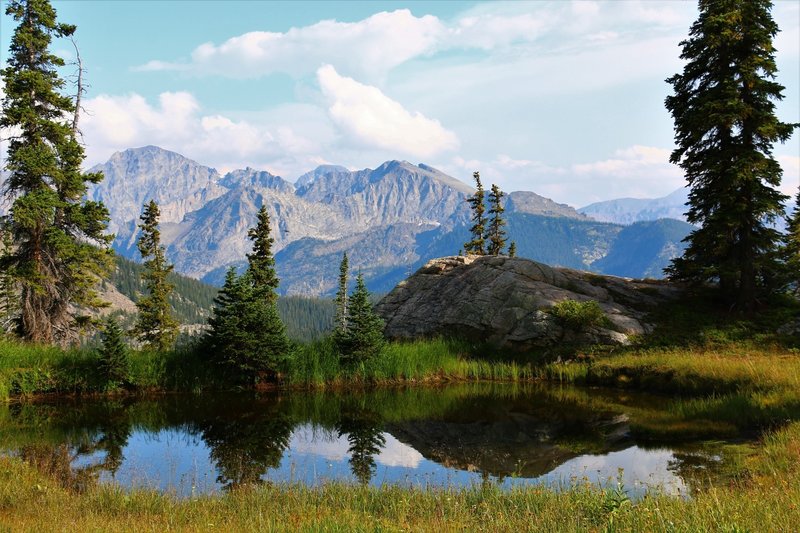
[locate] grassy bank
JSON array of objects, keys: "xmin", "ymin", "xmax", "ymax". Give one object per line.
[
  {"xmin": 1, "ymin": 421, "xmax": 798, "ymax": 531},
  {"xmin": 0, "ymin": 337, "xmax": 534, "ymax": 400}
]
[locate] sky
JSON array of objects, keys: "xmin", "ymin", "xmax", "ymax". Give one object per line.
[{"xmin": 1, "ymin": 0, "xmax": 799, "ymax": 207}]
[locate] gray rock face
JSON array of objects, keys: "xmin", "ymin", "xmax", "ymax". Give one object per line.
[
  {"xmin": 506, "ymin": 190, "xmax": 588, "ymax": 219},
  {"xmin": 89, "ymin": 146, "xmax": 226, "ymax": 234},
  {"xmin": 376, "ymin": 255, "xmax": 681, "ymax": 350}
]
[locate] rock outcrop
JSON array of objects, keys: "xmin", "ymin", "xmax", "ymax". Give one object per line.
[{"xmin": 376, "ymin": 255, "xmax": 682, "ymax": 350}]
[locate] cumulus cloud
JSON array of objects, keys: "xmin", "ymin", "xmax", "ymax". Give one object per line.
[
  {"xmin": 78, "ymin": 91, "xmax": 332, "ymax": 178},
  {"xmin": 317, "ymin": 65, "xmax": 459, "ymax": 158},
  {"xmin": 134, "ymin": 2, "xmax": 697, "ymax": 81},
  {"xmin": 136, "ymin": 9, "xmax": 445, "ymax": 81}
]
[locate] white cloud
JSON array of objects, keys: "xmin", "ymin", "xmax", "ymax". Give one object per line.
[
  {"xmin": 137, "ymin": 9, "xmax": 446, "ymax": 81},
  {"xmin": 79, "ymin": 91, "xmax": 331, "ymax": 178},
  {"xmin": 134, "ymin": 2, "xmax": 698, "ymax": 82},
  {"xmin": 317, "ymin": 65, "xmax": 459, "ymax": 158}
]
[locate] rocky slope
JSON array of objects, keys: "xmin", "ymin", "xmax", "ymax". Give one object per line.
[{"xmin": 376, "ymin": 255, "xmax": 681, "ymax": 350}]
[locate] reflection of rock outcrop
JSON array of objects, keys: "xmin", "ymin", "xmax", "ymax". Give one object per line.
[{"xmin": 387, "ymin": 403, "xmax": 632, "ymax": 479}]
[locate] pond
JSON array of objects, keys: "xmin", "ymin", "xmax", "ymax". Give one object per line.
[{"xmin": 0, "ymin": 383, "xmax": 753, "ymax": 497}]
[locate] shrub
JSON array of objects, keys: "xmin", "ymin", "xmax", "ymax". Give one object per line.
[{"xmin": 548, "ymin": 299, "xmax": 607, "ymax": 331}]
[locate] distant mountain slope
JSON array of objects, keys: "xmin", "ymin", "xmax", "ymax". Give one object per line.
[
  {"xmin": 591, "ymin": 219, "xmax": 693, "ymax": 278},
  {"xmin": 88, "ymin": 146, "xmax": 694, "ymax": 296},
  {"xmin": 579, "ymin": 187, "xmax": 689, "ymax": 224},
  {"xmin": 110, "ymin": 255, "xmax": 334, "ymax": 341}
]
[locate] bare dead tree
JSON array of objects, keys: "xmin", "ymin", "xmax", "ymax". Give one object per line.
[{"xmin": 70, "ymin": 36, "xmax": 86, "ymax": 137}]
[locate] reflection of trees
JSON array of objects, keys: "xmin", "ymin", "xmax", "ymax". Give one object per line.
[
  {"xmin": 92, "ymin": 403, "xmax": 133, "ymax": 476},
  {"xmin": 11, "ymin": 399, "xmax": 133, "ymax": 484},
  {"xmin": 18, "ymin": 443, "xmax": 99, "ymax": 493},
  {"xmin": 337, "ymin": 406, "xmax": 385, "ymax": 485},
  {"xmin": 198, "ymin": 412, "xmax": 294, "ymax": 490}
]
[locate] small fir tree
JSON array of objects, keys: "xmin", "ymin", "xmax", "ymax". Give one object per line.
[
  {"xmin": 464, "ymin": 171, "xmax": 486, "ymax": 255},
  {"xmin": 485, "ymin": 183, "xmax": 508, "ymax": 256},
  {"xmin": 336, "ymin": 274, "xmax": 384, "ymax": 365},
  {"xmin": 334, "ymin": 252, "xmax": 349, "ymax": 333},
  {"xmin": 664, "ymin": 0, "xmax": 798, "ymax": 309},
  {"xmin": 98, "ymin": 316, "xmax": 129, "ymax": 388},
  {"xmin": 2, "ymin": 0, "xmax": 113, "ymax": 344},
  {"xmin": 133, "ymin": 200, "xmax": 179, "ymax": 351},
  {"xmin": 508, "ymin": 242, "xmax": 517, "ymax": 258}
]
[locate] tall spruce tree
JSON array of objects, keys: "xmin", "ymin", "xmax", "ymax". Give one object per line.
[
  {"xmin": 464, "ymin": 171, "xmax": 486, "ymax": 255},
  {"xmin": 665, "ymin": 0, "xmax": 798, "ymax": 309},
  {"xmin": 206, "ymin": 208, "xmax": 291, "ymax": 382},
  {"xmin": 485, "ymin": 183, "xmax": 508, "ymax": 256},
  {"xmin": 1, "ymin": 0, "xmax": 113, "ymax": 344},
  {"xmin": 133, "ymin": 200, "xmax": 178, "ymax": 351},
  {"xmin": 247, "ymin": 205, "xmax": 279, "ymax": 302},
  {"xmin": 334, "ymin": 252, "xmax": 349, "ymax": 333}
]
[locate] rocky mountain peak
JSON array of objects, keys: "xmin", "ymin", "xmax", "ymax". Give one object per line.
[
  {"xmin": 506, "ymin": 191, "xmax": 587, "ymax": 219},
  {"xmin": 89, "ymin": 145, "xmax": 224, "ymax": 231},
  {"xmin": 220, "ymin": 168, "xmax": 295, "ymax": 193}
]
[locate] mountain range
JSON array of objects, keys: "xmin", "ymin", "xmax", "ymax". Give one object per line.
[{"xmin": 85, "ymin": 146, "xmax": 696, "ymax": 295}]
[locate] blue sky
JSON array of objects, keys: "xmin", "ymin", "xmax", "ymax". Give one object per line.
[{"xmin": 1, "ymin": 0, "xmax": 798, "ymax": 207}]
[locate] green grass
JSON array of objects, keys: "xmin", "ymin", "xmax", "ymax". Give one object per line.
[
  {"xmin": 0, "ymin": 421, "xmax": 798, "ymax": 532},
  {"xmin": 0, "ymin": 337, "xmax": 538, "ymax": 400},
  {"xmin": 285, "ymin": 337, "xmax": 536, "ymax": 387},
  {"xmin": 0, "ymin": 338, "xmax": 229, "ymax": 399}
]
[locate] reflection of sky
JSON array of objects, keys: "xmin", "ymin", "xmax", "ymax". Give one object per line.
[
  {"xmin": 70, "ymin": 424, "xmax": 693, "ymax": 498},
  {"xmin": 533, "ymin": 447, "xmax": 688, "ymax": 497}
]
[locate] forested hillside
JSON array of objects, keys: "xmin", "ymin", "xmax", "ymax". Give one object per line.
[{"xmin": 110, "ymin": 256, "xmax": 335, "ymax": 341}]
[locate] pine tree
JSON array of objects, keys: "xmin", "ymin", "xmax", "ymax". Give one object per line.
[
  {"xmin": 1, "ymin": 0, "xmax": 113, "ymax": 344},
  {"xmin": 508, "ymin": 242, "xmax": 517, "ymax": 258},
  {"xmin": 133, "ymin": 200, "xmax": 178, "ymax": 351},
  {"xmin": 485, "ymin": 183, "xmax": 508, "ymax": 256},
  {"xmin": 98, "ymin": 316, "xmax": 129, "ymax": 388},
  {"xmin": 783, "ymin": 187, "xmax": 800, "ymax": 293},
  {"xmin": 334, "ymin": 252, "xmax": 349, "ymax": 333},
  {"xmin": 247, "ymin": 205, "xmax": 279, "ymax": 302},
  {"xmin": 664, "ymin": 0, "xmax": 798, "ymax": 309},
  {"xmin": 336, "ymin": 274, "xmax": 384, "ymax": 365},
  {"xmin": 464, "ymin": 171, "xmax": 486, "ymax": 255}
]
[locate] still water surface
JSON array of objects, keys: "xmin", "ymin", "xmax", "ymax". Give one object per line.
[{"xmin": 1, "ymin": 384, "xmax": 749, "ymax": 497}]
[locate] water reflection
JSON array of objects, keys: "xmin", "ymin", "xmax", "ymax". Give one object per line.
[
  {"xmin": 336, "ymin": 403, "xmax": 385, "ymax": 485},
  {"xmin": 0, "ymin": 384, "xmax": 754, "ymax": 496}
]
